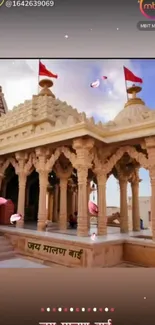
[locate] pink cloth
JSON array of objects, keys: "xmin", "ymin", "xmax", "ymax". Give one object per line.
[
  {"xmin": 0, "ymin": 197, "xmax": 7, "ymax": 205},
  {"xmin": 88, "ymin": 201, "xmax": 98, "ymax": 216}
]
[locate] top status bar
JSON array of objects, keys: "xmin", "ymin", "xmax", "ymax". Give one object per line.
[{"xmin": 0, "ymin": 0, "xmax": 55, "ymax": 8}]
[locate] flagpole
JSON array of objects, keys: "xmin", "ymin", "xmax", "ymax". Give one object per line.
[
  {"xmin": 38, "ymin": 59, "xmax": 40, "ymax": 94},
  {"xmin": 123, "ymin": 66, "xmax": 129, "ymax": 101}
]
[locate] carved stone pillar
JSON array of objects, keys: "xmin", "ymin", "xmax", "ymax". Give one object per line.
[
  {"xmin": 14, "ymin": 152, "xmax": 32, "ymax": 228},
  {"xmin": 34, "ymin": 147, "xmax": 56, "ymax": 230},
  {"xmin": 67, "ymin": 189, "xmax": 73, "ymax": 217},
  {"xmin": 0, "ymin": 160, "xmax": 4, "ymax": 193},
  {"xmin": 73, "ymin": 138, "xmax": 94, "ymax": 236},
  {"xmin": 150, "ymin": 168, "xmax": 155, "ymax": 240},
  {"xmin": 131, "ymin": 180, "xmax": 140, "ymax": 231},
  {"xmin": 77, "ymin": 166, "xmax": 89, "ymax": 236},
  {"xmin": 54, "ymin": 162, "xmax": 72, "ymax": 230},
  {"xmin": 53, "ymin": 184, "xmax": 59, "ymax": 222},
  {"xmin": 145, "ymin": 138, "xmax": 155, "ymax": 240},
  {"xmin": 37, "ymin": 170, "xmax": 49, "ymax": 231},
  {"xmin": 96, "ymin": 174, "xmax": 107, "ymax": 235},
  {"xmin": 16, "ymin": 174, "xmax": 27, "ymax": 228},
  {"xmin": 59, "ymin": 178, "xmax": 68, "ymax": 230},
  {"xmin": 72, "ymin": 191, "xmax": 76, "ymax": 215},
  {"xmin": 48, "ymin": 193, "xmax": 53, "ymax": 221},
  {"xmin": 119, "ymin": 178, "xmax": 128, "ymax": 233},
  {"xmin": 75, "ymin": 190, "xmax": 78, "ymax": 212},
  {"xmin": 87, "ymin": 179, "xmax": 91, "ymax": 229}
]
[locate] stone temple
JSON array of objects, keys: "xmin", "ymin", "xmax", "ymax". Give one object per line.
[{"xmin": 0, "ymin": 80, "xmax": 155, "ymax": 267}]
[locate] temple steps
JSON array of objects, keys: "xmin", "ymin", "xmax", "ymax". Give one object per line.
[{"xmin": 0, "ymin": 235, "xmax": 16, "ymax": 261}]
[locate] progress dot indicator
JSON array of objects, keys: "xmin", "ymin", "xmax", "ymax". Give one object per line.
[
  {"xmin": 52, "ymin": 308, "xmax": 56, "ymax": 312},
  {"xmin": 76, "ymin": 308, "xmax": 80, "ymax": 312},
  {"xmin": 99, "ymin": 308, "xmax": 103, "ymax": 312},
  {"xmin": 81, "ymin": 307, "xmax": 85, "ymax": 312},
  {"xmin": 58, "ymin": 308, "xmax": 62, "ymax": 312},
  {"xmin": 64, "ymin": 308, "xmax": 68, "ymax": 312},
  {"xmin": 105, "ymin": 307, "xmax": 109, "ymax": 312},
  {"xmin": 70, "ymin": 307, "xmax": 74, "ymax": 312},
  {"xmin": 93, "ymin": 308, "xmax": 97, "ymax": 312},
  {"xmin": 110, "ymin": 308, "xmax": 115, "ymax": 312},
  {"xmin": 41, "ymin": 308, "xmax": 45, "ymax": 312},
  {"xmin": 47, "ymin": 308, "xmax": 50, "ymax": 312},
  {"xmin": 87, "ymin": 308, "xmax": 91, "ymax": 312}
]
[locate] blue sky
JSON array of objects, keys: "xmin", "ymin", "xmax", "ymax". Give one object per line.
[
  {"xmin": 131, "ymin": 59, "xmax": 155, "ymax": 109},
  {"xmin": 0, "ymin": 59, "xmax": 153, "ymax": 206}
]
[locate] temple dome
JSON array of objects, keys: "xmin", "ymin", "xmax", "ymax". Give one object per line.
[
  {"xmin": 107, "ymin": 85, "xmax": 155, "ymax": 126},
  {"xmin": 114, "ymin": 101, "xmax": 151, "ymax": 123}
]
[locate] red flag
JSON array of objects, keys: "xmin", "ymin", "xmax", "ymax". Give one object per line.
[
  {"xmin": 102, "ymin": 76, "xmax": 107, "ymax": 79},
  {"xmin": 39, "ymin": 61, "xmax": 58, "ymax": 78},
  {"xmin": 123, "ymin": 66, "xmax": 142, "ymax": 83}
]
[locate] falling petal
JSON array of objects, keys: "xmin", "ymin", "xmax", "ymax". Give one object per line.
[
  {"xmin": 10, "ymin": 214, "xmax": 22, "ymax": 224},
  {"xmin": 90, "ymin": 79, "xmax": 100, "ymax": 88}
]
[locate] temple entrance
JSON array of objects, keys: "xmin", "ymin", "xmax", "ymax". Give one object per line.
[
  {"xmin": 2, "ymin": 164, "xmax": 18, "ymax": 213},
  {"xmin": 25, "ymin": 170, "xmax": 39, "ymax": 226}
]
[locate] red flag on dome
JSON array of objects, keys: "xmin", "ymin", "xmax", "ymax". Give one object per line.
[
  {"xmin": 123, "ymin": 66, "xmax": 143, "ymax": 83},
  {"xmin": 39, "ymin": 61, "xmax": 58, "ymax": 78}
]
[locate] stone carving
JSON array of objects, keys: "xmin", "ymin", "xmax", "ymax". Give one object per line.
[
  {"xmin": 13, "ymin": 152, "xmax": 34, "ymax": 176},
  {"xmin": 145, "ymin": 136, "xmax": 155, "ymax": 149},
  {"xmin": 61, "ymin": 147, "xmax": 77, "ymax": 167},
  {"xmin": 80, "ymin": 112, "xmax": 87, "ymax": 122},
  {"xmin": 128, "ymin": 168, "xmax": 140, "ymax": 184},
  {"xmin": 54, "ymin": 161, "xmax": 73, "ymax": 179},
  {"xmin": 149, "ymin": 168, "xmax": 155, "ymax": 185},
  {"xmin": 0, "ymin": 158, "xmax": 12, "ymax": 175},
  {"xmin": 72, "ymin": 138, "xmax": 94, "ymax": 170},
  {"xmin": 93, "ymin": 145, "xmax": 149, "ymax": 181},
  {"xmin": 106, "ymin": 103, "xmax": 155, "ymax": 127},
  {"xmin": 45, "ymin": 148, "xmax": 62, "ymax": 171},
  {"xmin": 104, "ymin": 146, "xmax": 149, "ymax": 173},
  {"xmin": 144, "ymin": 138, "xmax": 155, "ymax": 177},
  {"xmin": 0, "ymin": 153, "xmax": 34, "ymax": 194},
  {"xmin": 33, "ymin": 147, "xmax": 61, "ymax": 173},
  {"xmin": 93, "ymin": 146, "xmax": 115, "ymax": 174}
]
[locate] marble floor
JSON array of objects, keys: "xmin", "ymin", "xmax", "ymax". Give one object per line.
[{"xmin": 0, "ymin": 224, "xmax": 153, "ymax": 245}]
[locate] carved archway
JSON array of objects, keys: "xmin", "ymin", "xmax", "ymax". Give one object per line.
[
  {"xmin": 25, "ymin": 170, "xmax": 39, "ymax": 223},
  {"xmin": 104, "ymin": 146, "xmax": 149, "ymax": 174},
  {"xmin": 2, "ymin": 163, "xmax": 18, "ymax": 212},
  {"xmin": 0, "ymin": 157, "xmax": 16, "ymax": 175}
]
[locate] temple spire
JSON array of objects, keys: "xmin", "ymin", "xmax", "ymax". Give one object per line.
[
  {"xmin": 0, "ymin": 86, "xmax": 8, "ymax": 116},
  {"xmin": 127, "ymin": 84, "xmax": 142, "ymax": 98},
  {"xmin": 38, "ymin": 79, "xmax": 55, "ymax": 98},
  {"xmin": 124, "ymin": 84, "xmax": 145, "ymax": 108}
]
